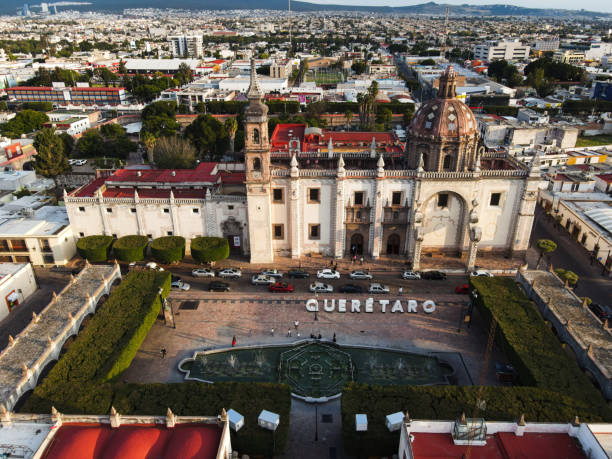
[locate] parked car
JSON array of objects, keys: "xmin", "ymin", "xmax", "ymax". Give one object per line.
[
  {"xmin": 470, "ymin": 269, "xmax": 493, "ymax": 278},
  {"xmin": 251, "ymin": 274, "xmax": 276, "ymax": 285},
  {"xmin": 339, "ymin": 284, "xmax": 363, "ymax": 294},
  {"xmin": 269, "ymin": 282, "xmax": 294, "ymax": 293},
  {"xmin": 171, "ymin": 280, "xmax": 190, "ymax": 291},
  {"xmin": 368, "ymin": 283, "xmax": 390, "ymax": 294},
  {"xmin": 309, "ymin": 282, "xmax": 333, "ymax": 293},
  {"xmin": 217, "ymin": 268, "xmax": 242, "ymax": 279},
  {"xmin": 208, "ymin": 281, "xmax": 230, "ymax": 292},
  {"xmin": 421, "ymin": 270, "xmax": 446, "ymax": 280},
  {"xmin": 145, "ymin": 262, "xmax": 164, "ymax": 271},
  {"xmin": 588, "ymin": 303, "xmax": 612, "ymax": 322},
  {"xmin": 317, "ymin": 269, "xmax": 340, "ymax": 279},
  {"xmin": 349, "ymin": 270, "xmax": 373, "ymax": 280},
  {"xmin": 261, "ymin": 269, "xmax": 283, "ymax": 278},
  {"xmin": 192, "ymin": 268, "xmax": 215, "ymax": 277},
  {"xmin": 455, "ymin": 284, "xmax": 470, "ymax": 294},
  {"xmin": 401, "ymin": 271, "xmax": 421, "ymax": 280},
  {"xmin": 288, "ymin": 269, "xmax": 310, "ymax": 279}
]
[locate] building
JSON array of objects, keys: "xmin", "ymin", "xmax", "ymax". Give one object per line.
[
  {"xmin": 0, "ymin": 263, "xmax": 37, "ymax": 322},
  {"xmin": 123, "ymin": 58, "xmax": 199, "ymax": 76},
  {"xmin": 64, "ymin": 163, "xmax": 249, "ymax": 255},
  {"xmin": 218, "ymin": 76, "xmax": 288, "ymax": 93},
  {"xmin": 398, "ymin": 416, "xmax": 610, "ymax": 459},
  {"xmin": 0, "ymin": 141, "xmax": 37, "ymax": 171},
  {"xmin": 168, "ymin": 35, "xmax": 203, "ymax": 58},
  {"xmin": 534, "ymin": 37, "xmax": 560, "ymax": 52},
  {"xmin": 473, "ymin": 39, "xmax": 530, "ymax": 62},
  {"xmin": 0, "ymin": 203, "xmax": 76, "ymax": 266},
  {"xmin": 585, "ymin": 42, "xmax": 612, "ymax": 61},
  {"xmin": 43, "ymin": 116, "xmax": 90, "ymax": 136},
  {"xmin": 243, "ymin": 63, "xmax": 542, "ymax": 269},
  {"xmin": 270, "ymin": 59, "xmax": 293, "ymax": 79},
  {"xmin": 553, "ymin": 50, "xmax": 585, "ymax": 65},
  {"xmin": 5, "ymin": 85, "xmax": 127, "ymax": 106}
]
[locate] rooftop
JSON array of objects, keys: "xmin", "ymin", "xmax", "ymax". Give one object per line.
[{"xmin": 0, "ymin": 206, "xmax": 69, "ymax": 237}]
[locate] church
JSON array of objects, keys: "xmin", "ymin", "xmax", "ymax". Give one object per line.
[
  {"xmin": 65, "ymin": 61, "xmax": 541, "ymax": 271},
  {"xmin": 244, "ymin": 62, "xmax": 542, "ymax": 269}
]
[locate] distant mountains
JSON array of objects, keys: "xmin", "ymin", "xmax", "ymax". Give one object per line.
[{"xmin": 1, "ymin": 0, "xmax": 610, "ymax": 18}]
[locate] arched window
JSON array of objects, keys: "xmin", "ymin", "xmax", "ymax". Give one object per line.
[
  {"xmin": 422, "ymin": 153, "xmax": 428, "ymax": 170},
  {"xmin": 443, "ymin": 155, "xmax": 452, "ymax": 171},
  {"xmin": 253, "ymin": 128, "xmax": 260, "ymax": 144},
  {"xmin": 253, "ymin": 157, "xmax": 261, "ymax": 171}
]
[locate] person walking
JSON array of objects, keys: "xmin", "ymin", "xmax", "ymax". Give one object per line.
[
  {"xmin": 287, "ymin": 329, "xmax": 292, "ymax": 337},
  {"xmin": 160, "ymin": 347, "xmax": 167, "ymax": 359},
  {"xmin": 360, "ymin": 257, "xmax": 364, "ymax": 265},
  {"xmin": 232, "ymin": 336, "xmax": 237, "ymax": 347},
  {"xmin": 294, "ymin": 320, "xmax": 299, "ymax": 330},
  {"xmin": 333, "ymin": 332, "xmax": 337, "ymax": 343},
  {"xmin": 270, "ymin": 328, "xmax": 275, "ymax": 336}
]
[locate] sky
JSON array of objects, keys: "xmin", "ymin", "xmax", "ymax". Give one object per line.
[{"xmin": 306, "ymin": 0, "xmax": 612, "ymax": 13}]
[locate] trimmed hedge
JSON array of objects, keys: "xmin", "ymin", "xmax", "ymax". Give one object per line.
[
  {"xmin": 76, "ymin": 235, "xmax": 114, "ymax": 262},
  {"xmin": 113, "ymin": 382, "xmax": 291, "ymax": 455},
  {"xmin": 113, "ymin": 235, "xmax": 149, "ymax": 262},
  {"xmin": 341, "ymin": 277, "xmax": 612, "ymax": 456},
  {"xmin": 22, "ymin": 270, "xmax": 171, "ymax": 414},
  {"xmin": 150, "ymin": 236, "xmax": 185, "ymax": 264},
  {"xmin": 191, "ymin": 237, "xmax": 229, "ymax": 264}
]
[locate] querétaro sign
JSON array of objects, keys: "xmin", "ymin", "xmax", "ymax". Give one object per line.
[{"xmin": 305, "ymin": 298, "xmax": 436, "ymax": 314}]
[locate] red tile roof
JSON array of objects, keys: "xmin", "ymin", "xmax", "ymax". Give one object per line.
[
  {"xmin": 43, "ymin": 423, "xmax": 222, "ymax": 459},
  {"xmin": 596, "ymin": 173, "xmax": 612, "ymax": 183},
  {"xmin": 410, "ymin": 432, "xmax": 585, "ymax": 459},
  {"xmin": 107, "ymin": 163, "xmax": 218, "ymax": 184}
]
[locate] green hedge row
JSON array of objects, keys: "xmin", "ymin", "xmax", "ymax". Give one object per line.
[
  {"xmin": 113, "ymin": 382, "xmax": 291, "ymax": 456},
  {"xmin": 150, "ymin": 236, "xmax": 185, "ymax": 264},
  {"xmin": 341, "ymin": 383, "xmax": 609, "ymax": 457},
  {"xmin": 22, "ymin": 270, "xmax": 171, "ymax": 414},
  {"xmin": 113, "ymin": 235, "xmax": 149, "ymax": 262},
  {"xmin": 470, "ymin": 277, "xmax": 606, "ymax": 408},
  {"xmin": 191, "ymin": 237, "xmax": 229, "ymax": 264},
  {"xmin": 76, "ymin": 235, "xmax": 114, "ymax": 262}
]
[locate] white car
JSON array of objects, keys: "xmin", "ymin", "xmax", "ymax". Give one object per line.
[
  {"xmin": 470, "ymin": 270, "xmax": 493, "ymax": 278},
  {"xmin": 349, "ymin": 270, "xmax": 372, "ymax": 280},
  {"xmin": 261, "ymin": 269, "xmax": 283, "ymax": 278},
  {"xmin": 251, "ymin": 274, "xmax": 276, "ymax": 285},
  {"xmin": 317, "ymin": 269, "xmax": 340, "ymax": 279},
  {"xmin": 368, "ymin": 283, "xmax": 390, "ymax": 294},
  {"xmin": 145, "ymin": 262, "xmax": 164, "ymax": 271},
  {"xmin": 402, "ymin": 271, "xmax": 421, "ymax": 280},
  {"xmin": 73, "ymin": 159, "xmax": 87, "ymax": 166},
  {"xmin": 310, "ymin": 282, "xmax": 333, "ymax": 293},
  {"xmin": 217, "ymin": 268, "xmax": 242, "ymax": 279},
  {"xmin": 192, "ymin": 268, "xmax": 215, "ymax": 278},
  {"xmin": 68, "ymin": 159, "xmax": 78, "ymax": 165},
  {"xmin": 171, "ymin": 280, "xmax": 190, "ymax": 291}
]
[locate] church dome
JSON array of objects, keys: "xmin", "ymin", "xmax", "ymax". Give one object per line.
[{"xmin": 409, "ymin": 66, "xmax": 478, "ymax": 139}]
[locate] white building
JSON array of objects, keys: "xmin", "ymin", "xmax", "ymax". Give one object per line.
[
  {"xmin": 473, "ymin": 39, "xmax": 530, "ymax": 62},
  {"xmin": 534, "ymin": 37, "xmax": 560, "ymax": 52},
  {"xmin": 218, "ymin": 76, "xmax": 288, "ymax": 93},
  {"xmin": 168, "ymin": 35, "xmax": 203, "ymax": 58},
  {"xmin": 43, "ymin": 115, "xmax": 90, "ymax": 136},
  {"xmin": 0, "ymin": 263, "xmax": 37, "ymax": 322},
  {"xmin": 585, "ymin": 42, "xmax": 612, "ymax": 62}
]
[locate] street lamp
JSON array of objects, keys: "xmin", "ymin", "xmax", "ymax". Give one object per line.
[{"xmin": 314, "ymin": 291, "xmax": 318, "ymax": 321}]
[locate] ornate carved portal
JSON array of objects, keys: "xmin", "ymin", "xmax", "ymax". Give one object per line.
[{"xmin": 221, "ymin": 218, "xmax": 244, "ymax": 254}]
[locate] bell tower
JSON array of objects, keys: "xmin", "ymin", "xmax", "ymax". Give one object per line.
[{"xmin": 244, "ymin": 59, "xmax": 274, "ymax": 263}]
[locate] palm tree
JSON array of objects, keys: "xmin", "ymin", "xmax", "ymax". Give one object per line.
[
  {"xmin": 536, "ymin": 239, "xmax": 557, "ymax": 269},
  {"xmin": 344, "ymin": 110, "xmax": 353, "ymax": 129},
  {"xmin": 224, "ymin": 117, "xmax": 238, "ymax": 154},
  {"xmin": 141, "ymin": 132, "xmax": 156, "ymax": 163}
]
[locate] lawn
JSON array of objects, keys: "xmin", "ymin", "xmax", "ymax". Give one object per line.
[
  {"xmin": 305, "ymin": 70, "xmax": 345, "ymax": 85},
  {"xmin": 575, "ymin": 135, "xmax": 612, "ymax": 147}
]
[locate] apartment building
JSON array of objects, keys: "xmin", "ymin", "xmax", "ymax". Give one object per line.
[
  {"xmin": 43, "ymin": 116, "xmax": 90, "ymax": 136},
  {"xmin": 168, "ymin": 35, "xmax": 203, "ymax": 58},
  {"xmin": 553, "ymin": 50, "xmax": 585, "ymax": 65},
  {"xmin": 534, "ymin": 37, "xmax": 560, "ymax": 52},
  {"xmin": 473, "ymin": 39, "xmax": 530, "ymax": 62},
  {"xmin": 5, "ymin": 85, "xmax": 127, "ymax": 106},
  {"xmin": 270, "ymin": 60, "xmax": 293, "ymax": 79}
]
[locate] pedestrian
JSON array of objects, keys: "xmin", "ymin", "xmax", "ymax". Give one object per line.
[
  {"xmin": 232, "ymin": 336, "xmax": 237, "ymax": 347},
  {"xmin": 333, "ymin": 332, "xmax": 336, "ymax": 343},
  {"xmin": 160, "ymin": 347, "xmax": 167, "ymax": 359},
  {"xmin": 398, "ymin": 287, "xmax": 403, "ymax": 295},
  {"xmin": 287, "ymin": 329, "xmax": 292, "ymax": 337},
  {"xmin": 353, "ymin": 255, "xmax": 357, "ymax": 264},
  {"xmin": 317, "ymin": 333, "xmax": 322, "ymax": 340},
  {"xmin": 270, "ymin": 328, "xmax": 275, "ymax": 336},
  {"xmin": 294, "ymin": 320, "xmax": 299, "ymax": 330},
  {"xmin": 360, "ymin": 256, "xmax": 364, "ymax": 265},
  {"xmin": 297, "ymin": 332, "xmax": 300, "ymax": 337}
]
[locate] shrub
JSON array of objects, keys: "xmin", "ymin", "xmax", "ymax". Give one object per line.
[
  {"xmin": 150, "ymin": 236, "xmax": 185, "ymax": 264},
  {"xmin": 76, "ymin": 235, "xmax": 113, "ymax": 262},
  {"xmin": 191, "ymin": 237, "xmax": 229, "ymax": 264},
  {"xmin": 554, "ymin": 268, "xmax": 579, "ymax": 286},
  {"xmin": 113, "ymin": 235, "xmax": 149, "ymax": 262},
  {"xmin": 22, "ymin": 270, "xmax": 170, "ymax": 414},
  {"xmin": 113, "ymin": 382, "xmax": 291, "ymax": 455}
]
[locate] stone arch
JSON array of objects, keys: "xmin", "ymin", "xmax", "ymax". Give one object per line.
[
  {"xmin": 442, "ymin": 154, "xmax": 452, "ymax": 171},
  {"xmin": 222, "ymin": 217, "xmax": 244, "ymax": 255},
  {"xmin": 253, "ymin": 157, "xmax": 261, "ymax": 171},
  {"xmin": 386, "ymin": 233, "xmax": 401, "ymax": 255},
  {"xmin": 419, "ymin": 191, "xmax": 468, "ymax": 251},
  {"xmin": 345, "ymin": 228, "xmax": 369, "ymax": 257},
  {"xmin": 253, "ymin": 128, "xmax": 260, "ymax": 144}
]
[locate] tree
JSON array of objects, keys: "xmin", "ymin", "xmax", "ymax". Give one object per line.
[
  {"xmin": 554, "ymin": 268, "xmax": 579, "ymax": 287},
  {"xmin": 153, "ymin": 136, "xmax": 196, "ymax": 169},
  {"xmin": 140, "ymin": 131, "xmax": 156, "ymax": 162},
  {"xmin": 141, "ymin": 101, "xmax": 180, "ymax": 138},
  {"xmin": 58, "ymin": 132, "xmax": 74, "ymax": 155},
  {"xmin": 536, "ymin": 239, "xmax": 557, "ymax": 269},
  {"xmin": 357, "ymin": 81, "xmax": 378, "ymax": 130},
  {"xmin": 183, "ymin": 114, "xmax": 228, "ymax": 160},
  {"xmin": 0, "ymin": 110, "xmax": 49, "ymax": 138},
  {"xmin": 351, "ymin": 61, "xmax": 367, "ymax": 75},
  {"xmin": 344, "ymin": 110, "xmax": 353, "ymax": 129},
  {"xmin": 175, "ymin": 63, "xmax": 193, "ymax": 86},
  {"xmin": 224, "ymin": 117, "xmax": 238, "ymax": 154},
  {"xmin": 376, "ymin": 107, "xmax": 393, "ymax": 130},
  {"xmin": 33, "ymin": 128, "xmax": 69, "ymax": 190},
  {"xmin": 76, "ymin": 130, "xmax": 105, "ymax": 157}
]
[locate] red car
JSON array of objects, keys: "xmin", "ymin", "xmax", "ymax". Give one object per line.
[
  {"xmin": 269, "ymin": 282, "xmax": 294, "ymax": 293},
  {"xmin": 455, "ymin": 284, "xmax": 470, "ymax": 294}
]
